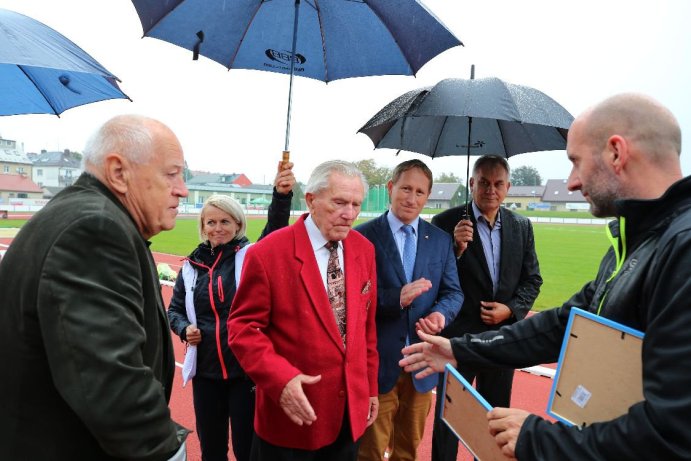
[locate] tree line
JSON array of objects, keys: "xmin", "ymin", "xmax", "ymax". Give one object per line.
[{"xmin": 353, "ymin": 159, "xmax": 542, "ymax": 187}]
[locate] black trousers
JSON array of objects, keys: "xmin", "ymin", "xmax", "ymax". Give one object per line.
[
  {"xmin": 250, "ymin": 411, "xmax": 360, "ymax": 461},
  {"xmin": 192, "ymin": 375, "xmax": 256, "ymax": 461},
  {"xmin": 431, "ymin": 368, "xmax": 514, "ymax": 461}
]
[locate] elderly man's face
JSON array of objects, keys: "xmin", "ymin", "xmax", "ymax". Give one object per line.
[
  {"xmin": 126, "ymin": 127, "xmax": 188, "ymax": 240},
  {"xmin": 307, "ymin": 172, "xmax": 364, "ymax": 242}
]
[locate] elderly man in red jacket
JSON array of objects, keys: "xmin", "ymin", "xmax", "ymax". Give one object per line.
[{"xmin": 229, "ymin": 160, "xmax": 379, "ymax": 461}]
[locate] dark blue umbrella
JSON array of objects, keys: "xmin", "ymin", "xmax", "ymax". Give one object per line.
[
  {"xmin": 131, "ymin": 0, "xmax": 462, "ymax": 160},
  {"xmin": 0, "ymin": 8, "xmax": 129, "ymax": 116}
]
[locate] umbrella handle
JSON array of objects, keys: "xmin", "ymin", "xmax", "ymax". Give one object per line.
[{"xmin": 282, "ymin": 150, "xmax": 290, "ymax": 167}]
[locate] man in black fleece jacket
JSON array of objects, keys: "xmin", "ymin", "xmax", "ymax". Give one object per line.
[{"xmin": 400, "ymin": 93, "xmax": 691, "ymax": 460}]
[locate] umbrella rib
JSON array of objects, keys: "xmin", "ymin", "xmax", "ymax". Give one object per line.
[
  {"xmin": 313, "ymin": 0, "xmax": 330, "ymax": 82},
  {"xmin": 135, "ymin": 2, "xmax": 185, "ymax": 37},
  {"xmin": 496, "ymin": 119, "xmax": 509, "ymax": 157},
  {"xmin": 364, "ymin": 2, "xmax": 414, "ymax": 75},
  {"xmin": 431, "ymin": 115, "xmax": 451, "ymax": 158},
  {"xmin": 17, "ymin": 65, "xmax": 60, "ymax": 116},
  {"xmin": 224, "ymin": 3, "xmax": 264, "ymax": 70}
]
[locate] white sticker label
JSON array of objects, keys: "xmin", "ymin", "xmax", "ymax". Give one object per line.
[{"xmin": 571, "ymin": 385, "xmax": 592, "ymax": 408}]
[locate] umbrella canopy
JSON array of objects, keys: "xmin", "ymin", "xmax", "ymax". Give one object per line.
[
  {"xmin": 359, "ymin": 75, "xmax": 574, "ymax": 212},
  {"xmin": 0, "ymin": 9, "xmax": 129, "ymax": 117},
  {"xmin": 359, "ymin": 77, "xmax": 573, "ymax": 159},
  {"xmin": 131, "ymin": 0, "xmax": 462, "ymax": 156},
  {"xmin": 131, "ymin": 0, "xmax": 461, "ymax": 82}
]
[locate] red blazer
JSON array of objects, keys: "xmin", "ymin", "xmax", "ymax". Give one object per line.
[{"xmin": 228, "ymin": 214, "xmax": 378, "ymax": 450}]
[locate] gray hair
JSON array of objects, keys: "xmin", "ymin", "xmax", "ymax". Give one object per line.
[
  {"xmin": 473, "ymin": 155, "xmax": 510, "ymax": 177},
  {"xmin": 82, "ymin": 115, "xmax": 156, "ymax": 169},
  {"xmin": 305, "ymin": 160, "xmax": 368, "ymax": 195},
  {"xmin": 199, "ymin": 194, "xmax": 247, "ymax": 241}
]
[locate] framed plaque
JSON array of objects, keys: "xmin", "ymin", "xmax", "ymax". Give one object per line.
[
  {"xmin": 547, "ymin": 307, "xmax": 644, "ymax": 427},
  {"xmin": 441, "ymin": 364, "xmax": 506, "ymax": 461}
]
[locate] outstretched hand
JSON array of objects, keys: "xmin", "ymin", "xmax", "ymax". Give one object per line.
[
  {"xmin": 279, "ymin": 374, "xmax": 321, "ymax": 426},
  {"xmin": 399, "ymin": 330, "xmax": 456, "ymax": 379}
]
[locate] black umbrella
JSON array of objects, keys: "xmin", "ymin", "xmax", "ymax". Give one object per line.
[{"xmin": 358, "ymin": 70, "xmax": 574, "ymax": 211}]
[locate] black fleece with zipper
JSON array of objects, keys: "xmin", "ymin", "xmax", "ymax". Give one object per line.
[{"xmin": 450, "ymin": 176, "xmax": 691, "ymax": 460}]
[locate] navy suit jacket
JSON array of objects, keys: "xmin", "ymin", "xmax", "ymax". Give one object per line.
[{"xmin": 356, "ymin": 212, "xmax": 463, "ymax": 393}]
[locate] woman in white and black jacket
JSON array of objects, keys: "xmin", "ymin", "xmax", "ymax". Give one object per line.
[{"xmin": 168, "ymin": 161, "xmax": 294, "ymax": 461}]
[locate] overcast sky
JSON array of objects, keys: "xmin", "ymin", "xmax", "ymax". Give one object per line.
[{"xmin": 1, "ymin": 0, "xmax": 690, "ymax": 185}]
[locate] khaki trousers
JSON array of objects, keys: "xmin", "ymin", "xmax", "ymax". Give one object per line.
[{"xmin": 358, "ymin": 373, "xmax": 432, "ymax": 461}]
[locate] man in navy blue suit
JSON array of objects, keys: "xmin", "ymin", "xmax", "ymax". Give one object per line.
[{"xmin": 356, "ymin": 159, "xmax": 463, "ymax": 461}]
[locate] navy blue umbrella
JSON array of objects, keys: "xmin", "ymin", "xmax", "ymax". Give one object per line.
[
  {"xmin": 131, "ymin": 0, "xmax": 462, "ymax": 160},
  {"xmin": 0, "ymin": 9, "xmax": 129, "ymax": 116}
]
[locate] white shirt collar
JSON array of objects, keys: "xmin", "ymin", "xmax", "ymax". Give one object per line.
[{"xmin": 305, "ymin": 214, "xmax": 342, "ymax": 250}]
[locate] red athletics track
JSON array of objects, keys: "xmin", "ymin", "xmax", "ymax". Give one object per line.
[{"xmin": 0, "ymin": 232, "xmax": 555, "ymax": 461}]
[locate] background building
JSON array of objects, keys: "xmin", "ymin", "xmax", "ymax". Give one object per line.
[
  {"xmin": 30, "ymin": 149, "xmax": 83, "ymax": 198},
  {"xmin": 541, "ymin": 179, "xmax": 588, "ymax": 211},
  {"xmin": 506, "ymin": 185, "xmax": 547, "ymax": 210},
  {"xmin": 0, "ymin": 174, "xmax": 44, "ymax": 202},
  {"xmin": 427, "ymin": 183, "xmax": 464, "ymax": 210},
  {"xmin": 1, "ymin": 136, "xmax": 32, "ymax": 178}
]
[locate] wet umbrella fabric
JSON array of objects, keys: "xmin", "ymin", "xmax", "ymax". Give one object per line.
[
  {"xmin": 0, "ymin": 8, "xmax": 129, "ymax": 116},
  {"xmin": 131, "ymin": 0, "xmax": 462, "ymax": 153},
  {"xmin": 358, "ymin": 77, "xmax": 574, "ymax": 159}
]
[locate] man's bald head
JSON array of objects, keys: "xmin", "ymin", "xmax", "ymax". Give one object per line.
[{"xmin": 579, "ymin": 93, "xmax": 681, "ymax": 163}]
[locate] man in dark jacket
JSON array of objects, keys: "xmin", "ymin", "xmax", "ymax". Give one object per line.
[
  {"xmin": 400, "ymin": 93, "xmax": 691, "ymax": 460},
  {"xmin": 0, "ymin": 115, "xmax": 189, "ymax": 460},
  {"xmin": 430, "ymin": 155, "xmax": 542, "ymax": 461}
]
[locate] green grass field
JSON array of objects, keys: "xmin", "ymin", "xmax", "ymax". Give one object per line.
[
  {"xmin": 2, "ymin": 215, "xmax": 611, "ymax": 312},
  {"xmin": 146, "ymin": 216, "xmax": 610, "ymax": 312},
  {"xmin": 532, "ymin": 224, "xmax": 608, "ymax": 310}
]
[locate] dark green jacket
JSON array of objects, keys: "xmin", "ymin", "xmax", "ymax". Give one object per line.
[{"xmin": 0, "ymin": 173, "xmax": 182, "ymax": 460}]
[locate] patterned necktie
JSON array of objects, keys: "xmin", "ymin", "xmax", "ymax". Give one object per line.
[
  {"xmin": 402, "ymin": 225, "xmax": 416, "ymax": 283},
  {"xmin": 326, "ymin": 241, "xmax": 346, "ymax": 346}
]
